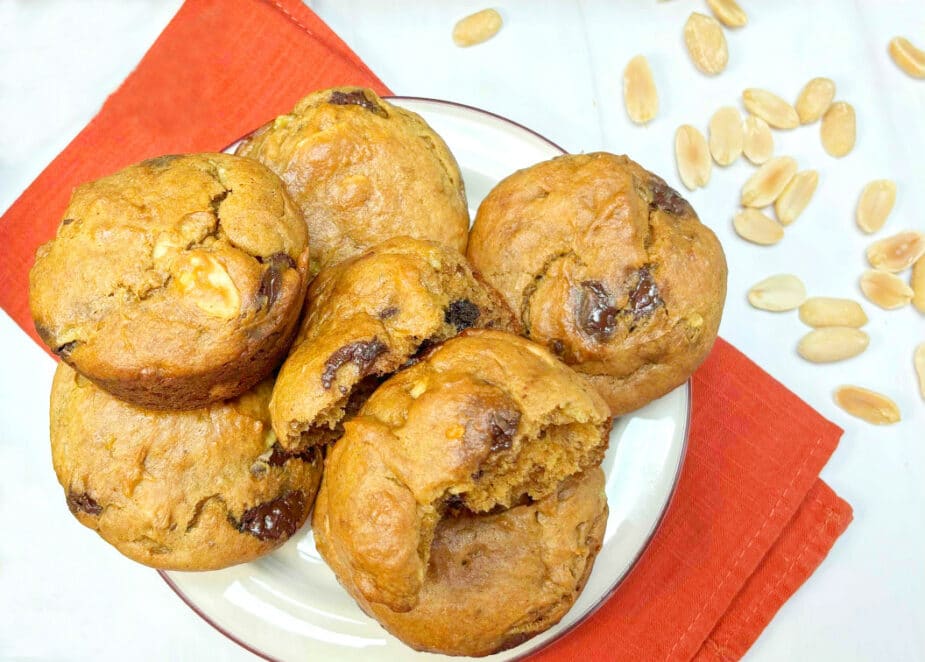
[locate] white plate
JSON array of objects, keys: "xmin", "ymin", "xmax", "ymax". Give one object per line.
[{"xmin": 162, "ymin": 97, "xmax": 691, "ymax": 661}]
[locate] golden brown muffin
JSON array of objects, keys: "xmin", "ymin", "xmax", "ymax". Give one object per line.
[
  {"xmin": 236, "ymin": 87, "xmax": 469, "ymax": 274},
  {"xmin": 322, "ymin": 469, "xmax": 607, "ymax": 657},
  {"xmin": 313, "ymin": 330, "xmax": 611, "ymax": 654},
  {"xmin": 50, "ymin": 363, "xmax": 322, "ymax": 571},
  {"xmin": 269, "ymin": 237, "xmax": 518, "ymax": 449},
  {"xmin": 29, "ymin": 153, "xmax": 310, "ymax": 410},
  {"xmin": 468, "ymin": 152, "xmax": 727, "ymax": 416}
]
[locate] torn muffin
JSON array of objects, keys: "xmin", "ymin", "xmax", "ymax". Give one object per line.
[
  {"xmin": 468, "ymin": 152, "xmax": 727, "ymax": 416},
  {"xmin": 313, "ymin": 330, "xmax": 611, "ymax": 655},
  {"xmin": 50, "ymin": 364, "xmax": 322, "ymax": 571},
  {"xmin": 269, "ymin": 236, "xmax": 518, "ymax": 450},
  {"xmin": 236, "ymin": 86, "xmax": 469, "ymax": 274},
  {"xmin": 29, "ymin": 153, "xmax": 309, "ymax": 409}
]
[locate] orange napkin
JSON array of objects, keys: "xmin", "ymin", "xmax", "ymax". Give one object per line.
[{"xmin": 0, "ymin": 1, "xmax": 852, "ymax": 659}]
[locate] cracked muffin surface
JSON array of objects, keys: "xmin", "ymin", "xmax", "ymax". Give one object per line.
[
  {"xmin": 50, "ymin": 363, "xmax": 322, "ymax": 571},
  {"xmin": 312, "ymin": 329, "xmax": 611, "ymax": 655},
  {"xmin": 269, "ymin": 236, "xmax": 518, "ymax": 450},
  {"xmin": 468, "ymin": 152, "xmax": 727, "ymax": 416},
  {"xmin": 235, "ymin": 86, "xmax": 469, "ymax": 274},
  {"xmin": 29, "ymin": 153, "xmax": 310, "ymax": 409}
]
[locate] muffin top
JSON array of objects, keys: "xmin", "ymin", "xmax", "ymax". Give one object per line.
[
  {"xmin": 29, "ymin": 153, "xmax": 309, "ymax": 407},
  {"xmin": 50, "ymin": 364, "xmax": 322, "ymax": 571},
  {"xmin": 468, "ymin": 152, "xmax": 727, "ymax": 414},
  {"xmin": 236, "ymin": 87, "xmax": 469, "ymax": 273}
]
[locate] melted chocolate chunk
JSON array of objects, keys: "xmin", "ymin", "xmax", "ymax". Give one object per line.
[
  {"xmin": 548, "ymin": 339, "xmax": 566, "ymax": 357},
  {"xmin": 141, "ymin": 154, "xmax": 181, "ymax": 169},
  {"xmin": 67, "ymin": 491, "xmax": 102, "ymax": 516},
  {"xmin": 267, "ymin": 443, "xmax": 318, "ymax": 467},
  {"xmin": 649, "ymin": 177, "xmax": 692, "ymax": 216},
  {"xmin": 234, "ymin": 491, "xmax": 305, "ymax": 541},
  {"xmin": 209, "ymin": 189, "xmax": 229, "ymax": 215},
  {"xmin": 55, "ymin": 341, "xmax": 79, "ymax": 359},
  {"xmin": 320, "ymin": 339, "xmax": 387, "ymax": 390},
  {"xmin": 577, "ymin": 281, "xmax": 619, "ymax": 342},
  {"xmin": 378, "ymin": 306, "xmax": 399, "ymax": 320},
  {"xmin": 257, "ymin": 253, "xmax": 297, "ymax": 309},
  {"xmin": 628, "ymin": 266, "xmax": 662, "ymax": 318},
  {"xmin": 328, "ymin": 90, "xmax": 388, "ymax": 117},
  {"xmin": 445, "ymin": 299, "xmax": 480, "ymax": 331},
  {"xmin": 488, "ymin": 409, "xmax": 521, "ymax": 452},
  {"xmin": 60, "ymin": 218, "xmax": 76, "ymax": 226}
]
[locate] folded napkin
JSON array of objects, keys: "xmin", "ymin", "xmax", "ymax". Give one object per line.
[{"xmin": 0, "ymin": 1, "xmax": 852, "ymax": 659}]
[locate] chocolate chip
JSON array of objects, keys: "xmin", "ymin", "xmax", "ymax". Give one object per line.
[
  {"xmin": 257, "ymin": 252, "xmax": 297, "ymax": 309},
  {"xmin": 445, "ymin": 299, "xmax": 480, "ymax": 331},
  {"xmin": 267, "ymin": 443, "xmax": 318, "ymax": 467},
  {"xmin": 328, "ymin": 90, "xmax": 388, "ymax": 117},
  {"xmin": 577, "ymin": 281, "xmax": 618, "ymax": 341},
  {"xmin": 321, "ymin": 339, "xmax": 387, "ymax": 390},
  {"xmin": 209, "ymin": 189, "xmax": 229, "ymax": 215},
  {"xmin": 548, "ymin": 339, "xmax": 566, "ymax": 356},
  {"xmin": 378, "ymin": 306, "xmax": 399, "ymax": 320},
  {"xmin": 60, "ymin": 218, "xmax": 76, "ymax": 226},
  {"xmin": 55, "ymin": 341, "xmax": 79, "ymax": 359},
  {"xmin": 488, "ymin": 409, "xmax": 520, "ymax": 452},
  {"xmin": 628, "ymin": 266, "xmax": 662, "ymax": 318},
  {"xmin": 649, "ymin": 177, "xmax": 692, "ymax": 216},
  {"xmin": 67, "ymin": 491, "xmax": 102, "ymax": 516},
  {"xmin": 234, "ymin": 491, "xmax": 305, "ymax": 541}
]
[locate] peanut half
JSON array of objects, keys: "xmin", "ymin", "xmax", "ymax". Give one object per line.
[
  {"xmin": 834, "ymin": 385, "xmax": 901, "ymax": 425},
  {"xmin": 675, "ymin": 124, "xmax": 712, "ymax": 190},
  {"xmin": 795, "ymin": 77, "xmax": 836, "ymax": 124},
  {"xmin": 915, "ymin": 344, "xmax": 925, "ymax": 400},
  {"xmin": 912, "ymin": 256, "xmax": 925, "ymax": 313},
  {"xmin": 820, "ymin": 101, "xmax": 856, "ymax": 157},
  {"xmin": 856, "ymin": 179, "xmax": 897, "ymax": 234},
  {"xmin": 859, "ymin": 269, "xmax": 914, "ymax": 310},
  {"xmin": 624, "ymin": 55, "xmax": 659, "ymax": 124},
  {"xmin": 748, "ymin": 274, "xmax": 806, "ymax": 311},
  {"xmin": 888, "ymin": 37, "xmax": 925, "ymax": 79},
  {"xmin": 774, "ymin": 170, "xmax": 818, "ymax": 226},
  {"xmin": 733, "ymin": 209, "xmax": 784, "ymax": 246},
  {"xmin": 798, "ymin": 327, "xmax": 869, "ymax": 363},
  {"xmin": 709, "ymin": 106, "xmax": 744, "ymax": 166},
  {"xmin": 866, "ymin": 231, "xmax": 925, "ymax": 273},
  {"xmin": 741, "ymin": 156, "xmax": 798, "ymax": 208},
  {"xmin": 799, "ymin": 297, "xmax": 868, "ymax": 328},
  {"xmin": 684, "ymin": 12, "xmax": 728, "ymax": 75},
  {"xmin": 743, "ymin": 88, "xmax": 800, "ymax": 129},
  {"xmin": 743, "ymin": 115, "xmax": 774, "ymax": 164},
  {"xmin": 706, "ymin": 0, "xmax": 747, "ymax": 28},
  {"xmin": 452, "ymin": 9, "xmax": 503, "ymax": 47}
]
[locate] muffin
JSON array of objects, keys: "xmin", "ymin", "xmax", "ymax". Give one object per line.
[
  {"xmin": 236, "ymin": 86, "xmax": 469, "ymax": 274},
  {"xmin": 313, "ymin": 330, "xmax": 611, "ymax": 655},
  {"xmin": 468, "ymin": 152, "xmax": 727, "ymax": 416},
  {"xmin": 269, "ymin": 237, "xmax": 518, "ymax": 449},
  {"xmin": 50, "ymin": 363, "xmax": 322, "ymax": 571},
  {"xmin": 29, "ymin": 153, "xmax": 310, "ymax": 410}
]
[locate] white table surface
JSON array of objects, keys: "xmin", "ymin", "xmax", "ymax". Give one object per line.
[{"xmin": 1, "ymin": 1, "xmax": 923, "ymax": 660}]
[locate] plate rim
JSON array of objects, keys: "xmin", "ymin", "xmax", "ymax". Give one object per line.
[{"xmin": 161, "ymin": 94, "xmax": 693, "ymax": 662}]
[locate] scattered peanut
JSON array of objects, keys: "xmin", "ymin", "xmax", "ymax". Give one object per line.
[
  {"xmin": 795, "ymin": 77, "xmax": 836, "ymax": 124},
  {"xmin": 834, "ymin": 385, "xmax": 901, "ymax": 425},
  {"xmin": 798, "ymin": 327, "xmax": 869, "ymax": 363},
  {"xmin": 800, "ymin": 297, "xmax": 867, "ymax": 329},
  {"xmin": 820, "ymin": 101, "xmax": 856, "ymax": 157},
  {"xmin": 684, "ymin": 12, "xmax": 728, "ymax": 75},
  {"xmin": 859, "ymin": 269, "xmax": 914, "ymax": 309},
  {"xmin": 708, "ymin": 106, "xmax": 744, "ymax": 166},
  {"xmin": 733, "ymin": 209, "xmax": 784, "ymax": 245},
  {"xmin": 743, "ymin": 88, "xmax": 800, "ymax": 129},
  {"xmin": 675, "ymin": 124, "xmax": 712, "ymax": 190},
  {"xmin": 748, "ymin": 274, "xmax": 806, "ymax": 311},
  {"xmin": 888, "ymin": 37, "xmax": 925, "ymax": 79},
  {"xmin": 741, "ymin": 156, "xmax": 798, "ymax": 208},
  {"xmin": 774, "ymin": 170, "xmax": 818, "ymax": 226},
  {"xmin": 856, "ymin": 179, "xmax": 897, "ymax": 234},
  {"xmin": 743, "ymin": 115, "xmax": 774, "ymax": 164},
  {"xmin": 623, "ymin": 55, "xmax": 659, "ymax": 124},
  {"xmin": 452, "ymin": 9, "xmax": 503, "ymax": 47},
  {"xmin": 866, "ymin": 231, "xmax": 925, "ymax": 273},
  {"xmin": 915, "ymin": 344, "xmax": 925, "ymax": 400},
  {"xmin": 706, "ymin": 0, "xmax": 747, "ymax": 28},
  {"xmin": 912, "ymin": 256, "xmax": 925, "ymax": 313},
  {"xmin": 799, "ymin": 297, "xmax": 868, "ymax": 328}
]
